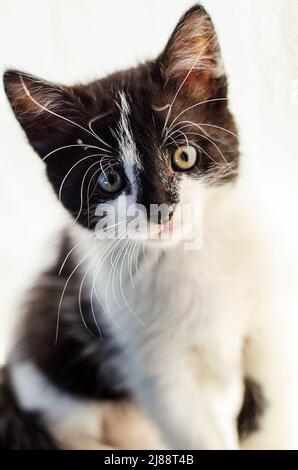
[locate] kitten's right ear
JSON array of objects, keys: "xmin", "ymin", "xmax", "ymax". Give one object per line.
[
  {"xmin": 159, "ymin": 4, "xmax": 225, "ymax": 100},
  {"xmin": 3, "ymin": 70, "xmax": 87, "ymax": 158}
]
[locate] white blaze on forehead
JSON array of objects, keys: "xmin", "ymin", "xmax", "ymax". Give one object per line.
[{"xmin": 117, "ymin": 92, "xmax": 141, "ymax": 199}]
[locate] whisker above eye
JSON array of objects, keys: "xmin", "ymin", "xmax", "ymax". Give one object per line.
[
  {"xmin": 42, "ymin": 143, "xmax": 112, "ymax": 162},
  {"xmin": 166, "ymin": 97, "xmax": 229, "ymax": 135},
  {"xmin": 165, "ymin": 128, "xmax": 190, "ymax": 149},
  {"xmin": 168, "ymin": 119, "xmax": 238, "ymax": 141},
  {"xmin": 88, "ymin": 112, "xmax": 113, "ymax": 148},
  {"xmin": 166, "ymin": 135, "xmax": 180, "ymax": 150},
  {"xmin": 193, "ymin": 122, "xmax": 239, "ymax": 139},
  {"xmin": 20, "ymin": 74, "xmax": 112, "ymax": 151},
  {"xmin": 100, "ymin": 158, "xmax": 117, "ymax": 178}
]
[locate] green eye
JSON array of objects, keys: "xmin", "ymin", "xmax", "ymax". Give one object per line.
[
  {"xmin": 97, "ymin": 169, "xmax": 124, "ymax": 193},
  {"xmin": 172, "ymin": 145, "xmax": 197, "ymax": 171}
]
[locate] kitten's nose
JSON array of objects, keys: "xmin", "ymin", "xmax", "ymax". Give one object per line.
[{"xmin": 157, "ymin": 209, "xmax": 174, "ymax": 225}]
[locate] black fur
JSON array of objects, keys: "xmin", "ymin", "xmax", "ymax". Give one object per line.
[
  {"xmin": 0, "ymin": 233, "xmax": 130, "ymax": 449},
  {"xmin": 237, "ymin": 378, "xmax": 266, "ymax": 439},
  {"xmin": 16, "ymin": 234, "xmax": 130, "ymax": 401}
]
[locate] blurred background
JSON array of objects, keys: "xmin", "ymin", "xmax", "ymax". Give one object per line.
[{"xmin": 0, "ymin": 0, "xmax": 298, "ymax": 446}]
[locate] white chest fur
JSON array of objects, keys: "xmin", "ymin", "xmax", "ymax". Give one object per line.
[
  {"xmin": 83, "ymin": 185, "xmax": 274, "ymax": 449},
  {"xmin": 10, "ymin": 184, "xmax": 286, "ymax": 449}
]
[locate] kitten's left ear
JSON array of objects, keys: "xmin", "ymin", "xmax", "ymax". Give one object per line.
[
  {"xmin": 159, "ymin": 4, "xmax": 225, "ymax": 99},
  {"xmin": 3, "ymin": 70, "xmax": 89, "ymax": 158}
]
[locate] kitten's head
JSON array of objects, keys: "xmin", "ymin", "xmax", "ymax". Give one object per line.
[{"xmin": 3, "ymin": 4, "xmax": 238, "ymax": 248}]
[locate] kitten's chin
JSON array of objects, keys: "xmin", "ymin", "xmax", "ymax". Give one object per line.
[
  {"xmin": 128, "ymin": 223, "xmax": 200, "ymax": 250},
  {"xmin": 141, "ymin": 237, "xmax": 183, "ymax": 250}
]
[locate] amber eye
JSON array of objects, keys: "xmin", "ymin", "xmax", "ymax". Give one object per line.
[
  {"xmin": 172, "ymin": 145, "xmax": 197, "ymax": 172},
  {"xmin": 97, "ymin": 169, "xmax": 124, "ymax": 193}
]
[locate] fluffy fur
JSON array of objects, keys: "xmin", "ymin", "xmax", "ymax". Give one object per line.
[{"xmin": 1, "ymin": 4, "xmax": 287, "ymax": 449}]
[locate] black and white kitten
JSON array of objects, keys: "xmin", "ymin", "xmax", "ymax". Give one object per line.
[{"xmin": 1, "ymin": 5, "xmax": 286, "ymax": 449}]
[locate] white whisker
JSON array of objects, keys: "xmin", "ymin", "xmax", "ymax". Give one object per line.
[
  {"xmin": 166, "ymin": 98, "xmax": 228, "ymax": 136},
  {"xmin": 43, "ymin": 143, "xmax": 111, "ymax": 162},
  {"xmin": 55, "ymin": 245, "xmax": 95, "ymax": 344},
  {"xmin": 20, "ymin": 74, "xmax": 112, "ymax": 150}
]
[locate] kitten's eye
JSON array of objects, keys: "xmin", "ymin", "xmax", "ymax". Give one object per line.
[
  {"xmin": 97, "ymin": 169, "xmax": 124, "ymax": 193},
  {"xmin": 172, "ymin": 145, "xmax": 197, "ymax": 172}
]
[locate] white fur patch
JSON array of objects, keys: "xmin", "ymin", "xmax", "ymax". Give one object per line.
[
  {"xmin": 83, "ymin": 182, "xmax": 285, "ymax": 449},
  {"xmin": 116, "ymin": 92, "xmax": 141, "ymax": 199}
]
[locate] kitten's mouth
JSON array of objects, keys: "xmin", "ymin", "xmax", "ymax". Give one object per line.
[
  {"xmin": 157, "ymin": 219, "xmax": 174, "ymax": 237},
  {"xmin": 142, "ymin": 217, "xmax": 196, "ymax": 248}
]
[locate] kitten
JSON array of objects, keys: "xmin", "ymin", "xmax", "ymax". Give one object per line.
[{"xmin": 1, "ymin": 4, "xmax": 287, "ymax": 449}]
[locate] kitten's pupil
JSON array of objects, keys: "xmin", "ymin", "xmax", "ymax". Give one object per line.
[
  {"xmin": 108, "ymin": 173, "xmax": 116, "ymax": 184},
  {"xmin": 181, "ymin": 151, "xmax": 189, "ymax": 162}
]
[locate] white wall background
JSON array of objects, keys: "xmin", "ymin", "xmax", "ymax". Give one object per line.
[{"xmin": 0, "ymin": 0, "xmax": 298, "ymax": 446}]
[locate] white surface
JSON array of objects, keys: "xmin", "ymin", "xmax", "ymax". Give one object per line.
[{"xmin": 0, "ymin": 0, "xmax": 298, "ymax": 446}]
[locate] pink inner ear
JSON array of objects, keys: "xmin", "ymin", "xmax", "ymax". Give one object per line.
[
  {"xmin": 6, "ymin": 73, "xmax": 63, "ymax": 117},
  {"xmin": 6, "ymin": 78, "xmax": 39, "ymax": 115},
  {"xmin": 164, "ymin": 8, "xmax": 224, "ymax": 97}
]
